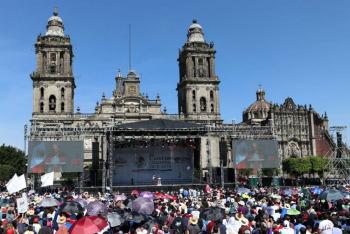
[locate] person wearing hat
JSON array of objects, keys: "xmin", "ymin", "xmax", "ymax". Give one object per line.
[
  {"xmin": 56, "ymin": 216, "xmax": 68, "ymax": 234},
  {"xmin": 187, "ymin": 216, "xmax": 200, "ymax": 234},
  {"xmin": 238, "ymin": 218, "xmax": 251, "ymax": 234}
]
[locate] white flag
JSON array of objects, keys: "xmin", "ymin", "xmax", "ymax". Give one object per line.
[
  {"xmin": 6, "ymin": 174, "xmax": 18, "ymax": 194},
  {"xmin": 16, "ymin": 174, "xmax": 27, "ymax": 191},
  {"xmin": 6, "ymin": 174, "xmax": 26, "ymax": 194},
  {"xmin": 41, "ymin": 172, "xmax": 54, "ymax": 187}
]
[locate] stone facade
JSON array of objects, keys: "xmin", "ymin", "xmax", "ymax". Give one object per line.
[
  {"xmin": 28, "ymin": 10, "xmax": 334, "ymax": 185},
  {"xmin": 243, "ymin": 89, "xmax": 333, "ymax": 159}
]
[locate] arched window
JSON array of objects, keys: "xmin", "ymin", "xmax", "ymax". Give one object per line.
[
  {"xmin": 50, "ymin": 65, "xmax": 56, "ymax": 74},
  {"xmin": 61, "ymin": 102, "xmax": 65, "ymax": 112},
  {"xmin": 49, "ymin": 95, "xmax": 56, "ymax": 112},
  {"xmin": 198, "ymin": 58, "xmax": 203, "ymax": 66},
  {"xmin": 210, "ymin": 90, "xmax": 214, "ymax": 101},
  {"xmin": 193, "ymin": 104, "xmax": 196, "ymax": 113},
  {"xmin": 210, "ymin": 104, "xmax": 214, "ymax": 113},
  {"xmin": 61, "ymin": 87, "xmax": 65, "ymax": 98},
  {"xmin": 192, "ymin": 90, "xmax": 196, "ymax": 100},
  {"xmin": 50, "ymin": 53, "xmax": 56, "ymax": 62},
  {"xmin": 40, "ymin": 87, "xmax": 44, "ymax": 99},
  {"xmin": 200, "ymin": 97, "xmax": 207, "ymax": 112},
  {"xmin": 40, "ymin": 102, "xmax": 44, "ymax": 113}
]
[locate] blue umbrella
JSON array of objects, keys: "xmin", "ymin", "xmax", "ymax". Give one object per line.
[
  {"xmin": 237, "ymin": 187, "xmax": 251, "ymax": 195},
  {"xmin": 311, "ymin": 187, "xmax": 323, "ymax": 195},
  {"xmin": 320, "ymin": 189, "xmax": 344, "ymax": 201}
]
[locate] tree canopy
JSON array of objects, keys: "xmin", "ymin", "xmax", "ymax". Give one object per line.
[
  {"xmin": 282, "ymin": 155, "xmax": 328, "ymax": 178},
  {"xmin": 0, "ymin": 144, "xmax": 27, "ymax": 181}
]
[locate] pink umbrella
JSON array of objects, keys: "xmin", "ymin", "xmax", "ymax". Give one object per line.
[
  {"xmin": 132, "ymin": 197, "xmax": 154, "ymax": 215},
  {"xmin": 140, "ymin": 191, "xmax": 154, "ymax": 199},
  {"xmin": 86, "ymin": 201, "xmax": 108, "ymax": 217}
]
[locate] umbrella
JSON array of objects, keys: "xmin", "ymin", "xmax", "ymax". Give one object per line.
[
  {"xmin": 107, "ymin": 212, "xmax": 123, "ymax": 227},
  {"xmin": 74, "ymin": 198, "xmax": 88, "ymax": 208},
  {"xmin": 237, "ymin": 187, "xmax": 251, "ymax": 195},
  {"xmin": 69, "ymin": 216, "xmax": 109, "ymax": 234},
  {"xmin": 123, "ymin": 211, "xmax": 145, "ymax": 224},
  {"xmin": 132, "ymin": 197, "xmax": 154, "ymax": 215},
  {"xmin": 59, "ymin": 201, "xmax": 84, "ymax": 214},
  {"xmin": 301, "ymin": 188, "xmax": 311, "ymax": 198},
  {"xmin": 163, "ymin": 194, "xmax": 177, "ymax": 200},
  {"xmin": 114, "ymin": 194, "xmax": 127, "ymax": 202},
  {"xmin": 287, "ymin": 208, "xmax": 301, "ymax": 216},
  {"xmin": 140, "ymin": 191, "xmax": 154, "ymax": 199},
  {"xmin": 283, "ymin": 188, "xmax": 293, "ymax": 196},
  {"xmin": 201, "ymin": 207, "xmax": 225, "ymax": 221},
  {"xmin": 86, "ymin": 201, "xmax": 108, "ymax": 216},
  {"xmin": 320, "ymin": 189, "xmax": 345, "ymax": 201},
  {"xmin": 311, "ymin": 187, "xmax": 323, "ymax": 195},
  {"xmin": 38, "ymin": 197, "xmax": 60, "ymax": 207}
]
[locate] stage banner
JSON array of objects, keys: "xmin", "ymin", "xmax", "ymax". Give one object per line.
[
  {"xmin": 112, "ymin": 144, "xmax": 193, "ymax": 185},
  {"xmin": 232, "ymin": 139, "xmax": 280, "ymax": 169},
  {"xmin": 28, "ymin": 141, "xmax": 84, "ymax": 173}
]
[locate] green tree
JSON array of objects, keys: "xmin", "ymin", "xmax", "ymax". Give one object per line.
[
  {"xmin": 283, "ymin": 157, "xmax": 311, "ymax": 178},
  {"xmin": 0, "ymin": 144, "xmax": 27, "ymax": 181},
  {"xmin": 310, "ymin": 156, "xmax": 328, "ymax": 178}
]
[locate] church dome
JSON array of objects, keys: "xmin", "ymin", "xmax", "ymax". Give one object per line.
[
  {"xmin": 245, "ymin": 88, "xmax": 271, "ymax": 112},
  {"xmin": 243, "ymin": 88, "xmax": 271, "ymax": 124},
  {"xmin": 187, "ymin": 19, "xmax": 205, "ymax": 43},
  {"xmin": 46, "ymin": 9, "xmax": 65, "ymax": 37},
  {"xmin": 245, "ymin": 99, "xmax": 271, "ymax": 112}
]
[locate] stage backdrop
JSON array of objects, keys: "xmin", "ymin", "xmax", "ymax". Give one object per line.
[
  {"xmin": 232, "ymin": 140, "xmax": 280, "ymax": 169},
  {"xmin": 112, "ymin": 144, "xmax": 193, "ymax": 185},
  {"xmin": 28, "ymin": 141, "xmax": 84, "ymax": 173}
]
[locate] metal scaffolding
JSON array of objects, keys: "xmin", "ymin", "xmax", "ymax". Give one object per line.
[{"xmin": 325, "ymin": 126, "xmax": 350, "ymax": 185}]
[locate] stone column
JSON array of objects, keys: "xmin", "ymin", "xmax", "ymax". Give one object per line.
[
  {"xmin": 210, "ymin": 56, "xmax": 216, "ymax": 77},
  {"xmin": 36, "ymin": 52, "xmax": 43, "ymax": 73},
  {"xmin": 309, "ymin": 112, "xmax": 316, "ymax": 156}
]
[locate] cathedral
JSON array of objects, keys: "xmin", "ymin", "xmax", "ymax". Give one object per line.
[{"xmin": 28, "ymin": 10, "xmax": 333, "ymax": 186}]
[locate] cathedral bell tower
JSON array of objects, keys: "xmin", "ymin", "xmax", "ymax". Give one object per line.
[
  {"xmin": 31, "ymin": 9, "xmax": 75, "ymax": 116},
  {"xmin": 177, "ymin": 20, "xmax": 221, "ymax": 124}
]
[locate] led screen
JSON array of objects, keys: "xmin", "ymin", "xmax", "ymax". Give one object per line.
[
  {"xmin": 28, "ymin": 141, "xmax": 84, "ymax": 173},
  {"xmin": 232, "ymin": 140, "xmax": 280, "ymax": 169}
]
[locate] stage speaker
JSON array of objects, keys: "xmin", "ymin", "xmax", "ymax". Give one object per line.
[
  {"xmin": 92, "ymin": 142, "xmax": 99, "ymax": 170},
  {"xmin": 227, "ymin": 168, "xmax": 235, "ymax": 182},
  {"xmin": 194, "ymin": 138, "xmax": 201, "ymax": 169},
  {"xmin": 219, "ymin": 138, "xmax": 228, "ymax": 166}
]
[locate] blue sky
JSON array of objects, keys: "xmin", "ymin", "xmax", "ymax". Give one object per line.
[{"xmin": 0, "ymin": 0, "xmax": 349, "ymax": 149}]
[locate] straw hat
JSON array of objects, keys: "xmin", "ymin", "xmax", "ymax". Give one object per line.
[
  {"xmin": 27, "ymin": 209, "xmax": 35, "ymax": 216},
  {"xmin": 189, "ymin": 216, "xmax": 198, "ymax": 225},
  {"xmin": 235, "ymin": 213, "xmax": 248, "ymax": 225},
  {"xmin": 58, "ymin": 216, "xmax": 66, "ymax": 224},
  {"xmin": 238, "ymin": 201, "xmax": 245, "ymax": 206}
]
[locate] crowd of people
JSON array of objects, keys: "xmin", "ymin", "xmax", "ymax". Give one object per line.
[{"xmin": 0, "ymin": 185, "xmax": 349, "ymax": 234}]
